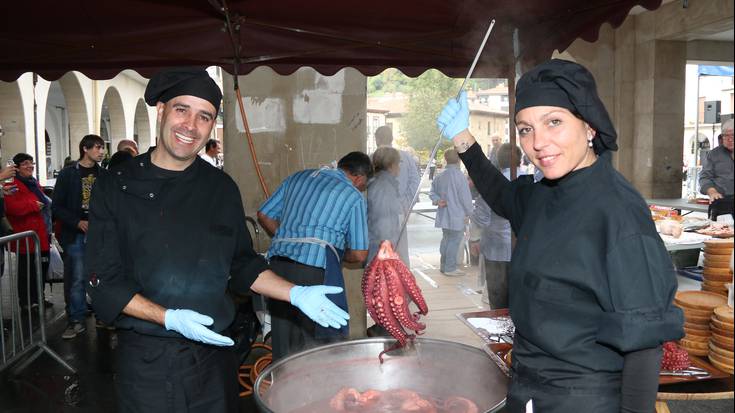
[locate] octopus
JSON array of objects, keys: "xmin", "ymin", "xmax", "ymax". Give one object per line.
[
  {"xmin": 328, "ymin": 387, "xmax": 479, "ymax": 413},
  {"xmin": 362, "ymin": 241, "xmax": 429, "ymax": 362}
]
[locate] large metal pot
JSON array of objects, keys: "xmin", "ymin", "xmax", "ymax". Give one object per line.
[{"xmin": 254, "ymin": 338, "xmax": 508, "ymax": 413}]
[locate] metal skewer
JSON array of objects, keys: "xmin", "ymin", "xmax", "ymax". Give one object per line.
[{"xmin": 396, "ymin": 19, "xmax": 496, "ymax": 246}]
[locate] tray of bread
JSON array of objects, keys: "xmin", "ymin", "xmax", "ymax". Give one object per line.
[
  {"xmin": 674, "ymin": 291, "xmax": 728, "ymax": 357},
  {"xmin": 701, "ymin": 238, "xmax": 734, "ymax": 297},
  {"xmin": 708, "ymin": 305, "xmax": 734, "ymax": 375}
]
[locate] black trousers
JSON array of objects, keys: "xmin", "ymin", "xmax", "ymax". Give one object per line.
[
  {"xmin": 269, "ymin": 258, "xmax": 342, "ymax": 361},
  {"xmin": 115, "ymin": 331, "xmax": 239, "ymax": 413},
  {"xmin": 483, "ymin": 259, "xmax": 509, "ymax": 309},
  {"xmin": 503, "ymin": 362, "xmax": 621, "ymax": 413},
  {"xmin": 17, "ymin": 252, "xmax": 49, "ymax": 307},
  {"xmin": 709, "ymin": 195, "xmax": 734, "ymax": 221}
]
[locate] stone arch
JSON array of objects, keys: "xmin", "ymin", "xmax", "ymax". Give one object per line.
[
  {"xmin": 0, "ymin": 81, "xmax": 27, "ymax": 165},
  {"xmin": 44, "ymin": 81, "xmax": 69, "ymax": 176},
  {"xmin": 100, "ymin": 86, "xmax": 126, "ymax": 154},
  {"xmin": 58, "ymin": 72, "xmax": 90, "ymax": 162},
  {"xmin": 133, "ymin": 98, "xmax": 152, "ymax": 152}
]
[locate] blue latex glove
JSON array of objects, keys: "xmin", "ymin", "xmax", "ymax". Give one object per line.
[
  {"xmin": 164, "ymin": 309, "xmax": 234, "ymax": 346},
  {"xmin": 436, "ymin": 90, "xmax": 470, "ymax": 140},
  {"xmin": 290, "ymin": 285, "xmax": 350, "ymax": 329}
]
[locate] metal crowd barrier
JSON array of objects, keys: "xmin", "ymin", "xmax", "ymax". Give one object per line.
[{"xmin": 0, "ymin": 230, "xmax": 75, "ymax": 375}]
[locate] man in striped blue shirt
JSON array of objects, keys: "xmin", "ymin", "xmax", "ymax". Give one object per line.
[{"xmin": 257, "ymin": 151, "xmax": 372, "ymax": 359}]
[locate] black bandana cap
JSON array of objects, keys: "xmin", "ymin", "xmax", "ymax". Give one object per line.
[
  {"xmin": 144, "ymin": 67, "xmax": 222, "ymax": 114},
  {"xmin": 515, "ymin": 59, "xmax": 617, "ymax": 154}
]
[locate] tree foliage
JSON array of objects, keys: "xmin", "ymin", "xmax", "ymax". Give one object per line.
[
  {"xmin": 402, "ymin": 70, "xmax": 459, "ymax": 161},
  {"xmin": 367, "ymin": 68, "xmax": 411, "ymax": 95},
  {"xmin": 367, "ymin": 70, "xmax": 505, "ymax": 163}
]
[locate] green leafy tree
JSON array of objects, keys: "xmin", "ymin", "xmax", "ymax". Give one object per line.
[
  {"xmin": 401, "ymin": 70, "xmax": 460, "ymax": 162},
  {"xmin": 368, "ymin": 68, "xmax": 411, "ymax": 95}
]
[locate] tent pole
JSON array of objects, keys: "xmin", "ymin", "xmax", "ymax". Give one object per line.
[
  {"xmin": 693, "ymin": 73, "xmax": 700, "ymax": 196},
  {"xmin": 219, "ymin": 0, "xmax": 271, "ymax": 198},
  {"xmin": 32, "ymin": 73, "xmax": 40, "ymax": 180},
  {"xmin": 508, "ymin": 74, "xmax": 517, "ymax": 180},
  {"xmin": 508, "ymin": 28, "xmax": 522, "ymax": 181}
]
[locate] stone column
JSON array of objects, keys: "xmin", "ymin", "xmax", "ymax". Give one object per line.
[
  {"xmin": 632, "ymin": 32, "xmax": 687, "ymax": 198},
  {"xmin": 223, "ymin": 67, "xmax": 367, "ymax": 216}
]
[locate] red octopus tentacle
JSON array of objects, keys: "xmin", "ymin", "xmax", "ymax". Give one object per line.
[
  {"xmin": 385, "ymin": 263, "xmax": 426, "ymax": 333},
  {"xmin": 393, "ymin": 259, "xmax": 429, "ymax": 315},
  {"xmin": 375, "ymin": 265, "xmax": 407, "ymax": 347},
  {"xmin": 362, "ymin": 259, "xmax": 380, "ymax": 324}
]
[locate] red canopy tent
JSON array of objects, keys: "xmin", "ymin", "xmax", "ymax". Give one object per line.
[{"xmin": 1, "ymin": 0, "xmax": 662, "ymax": 81}]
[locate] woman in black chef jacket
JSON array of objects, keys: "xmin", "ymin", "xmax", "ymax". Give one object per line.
[{"xmin": 437, "ymin": 59, "xmax": 684, "ymax": 413}]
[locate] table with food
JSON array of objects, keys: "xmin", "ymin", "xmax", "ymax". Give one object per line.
[{"xmin": 651, "ymin": 206, "xmax": 734, "ymax": 244}]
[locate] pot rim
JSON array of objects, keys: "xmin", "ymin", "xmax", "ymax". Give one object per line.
[{"xmin": 253, "ymin": 337, "xmax": 506, "ymax": 413}]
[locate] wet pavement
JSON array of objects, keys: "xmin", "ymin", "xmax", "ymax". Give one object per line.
[
  {"xmin": 0, "ymin": 288, "xmax": 265, "ymax": 413},
  {"xmin": 0, "ymin": 288, "xmax": 117, "ymax": 413}
]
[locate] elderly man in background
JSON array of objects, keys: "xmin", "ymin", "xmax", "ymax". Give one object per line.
[
  {"xmin": 117, "ymin": 139, "xmax": 138, "ymax": 156},
  {"xmin": 487, "ymin": 135, "xmax": 502, "ymax": 167},
  {"xmin": 108, "ymin": 139, "xmax": 139, "ymax": 170},
  {"xmin": 374, "ymin": 125, "xmax": 418, "ymax": 267},
  {"xmin": 700, "ymin": 118, "xmax": 734, "ymax": 220}
]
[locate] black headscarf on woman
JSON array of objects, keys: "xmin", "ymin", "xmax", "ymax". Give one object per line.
[{"xmin": 515, "ymin": 59, "xmax": 618, "ymax": 155}]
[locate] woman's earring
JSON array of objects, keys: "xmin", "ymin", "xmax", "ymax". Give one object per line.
[{"xmin": 587, "ymin": 138, "xmax": 593, "ymax": 148}]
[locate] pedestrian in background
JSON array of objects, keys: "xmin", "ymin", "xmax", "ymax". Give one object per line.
[
  {"xmin": 367, "ymin": 146, "xmax": 408, "ymax": 264},
  {"xmin": 53, "ymin": 134, "xmax": 106, "ymax": 338},
  {"xmin": 471, "ymin": 143, "xmax": 522, "ymax": 308},
  {"xmin": 4, "ymin": 153, "xmax": 51, "ymax": 309},
  {"xmin": 429, "ymin": 149, "xmax": 473, "ymax": 276},
  {"xmin": 699, "ymin": 119, "xmax": 733, "ymax": 220}
]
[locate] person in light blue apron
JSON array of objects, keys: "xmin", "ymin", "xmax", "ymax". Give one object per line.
[{"xmin": 258, "ymin": 152, "xmax": 372, "ymax": 360}]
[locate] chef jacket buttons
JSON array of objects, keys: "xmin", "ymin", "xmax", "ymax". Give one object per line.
[
  {"xmin": 139, "ymin": 162, "xmax": 144, "ymax": 167},
  {"xmin": 121, "ymin": 185, "xmax": 127, "ymax": 190},
  {"xmin": 117, "ymin": 171, "xmax": 122, "ymax": 175},
  {"xmin": 149, "ymin": 193, "xmax": 155, "ymax": 198}
]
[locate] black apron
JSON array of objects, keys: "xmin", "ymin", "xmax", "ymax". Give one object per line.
[
  {"xmin": 270, "ymin": 236, "xmax": 349, "ymax": 339},
  {"xmin": 115, "ymin": 330, "xmax": 238, "ymax": 413}
]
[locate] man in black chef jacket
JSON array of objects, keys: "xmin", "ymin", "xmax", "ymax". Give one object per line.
[{"xmin": 85, "ymin": 67, "xmax": 349, "ymax": 413}]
